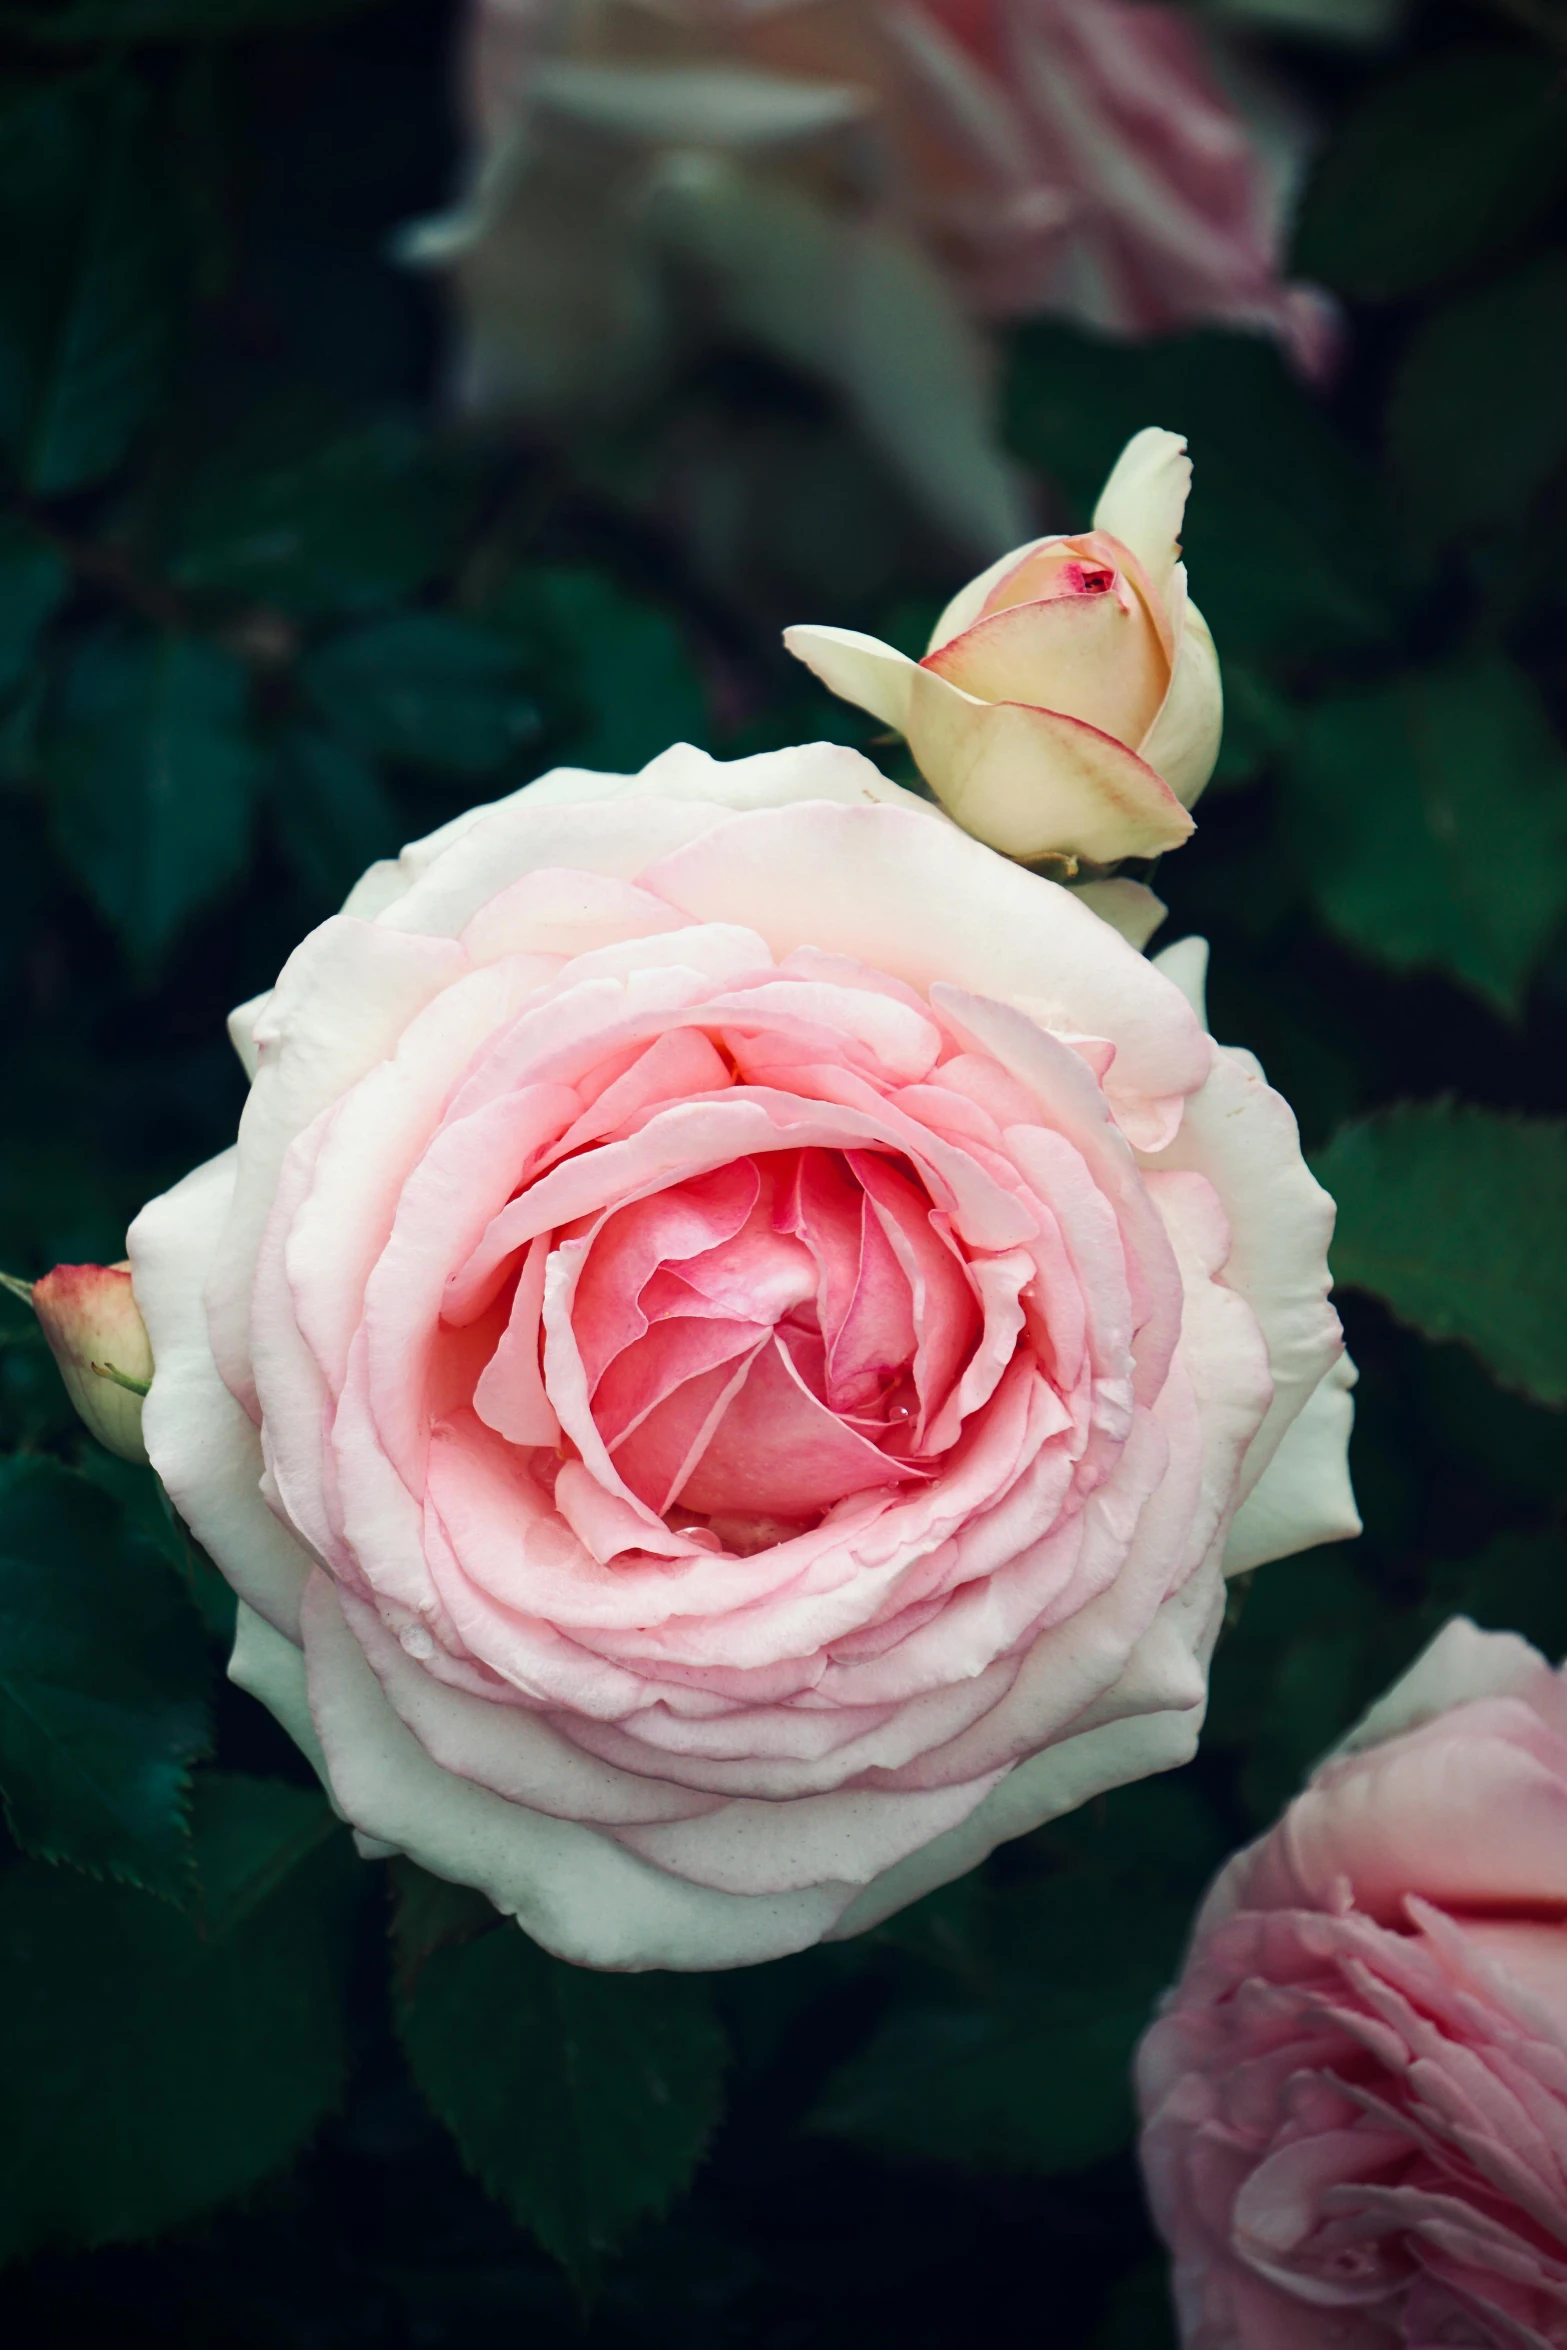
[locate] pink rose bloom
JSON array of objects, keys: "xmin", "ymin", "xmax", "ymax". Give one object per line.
[
  {"xmin": 129, "ymin": 743, "xmax": 1355, "ymax": 1971},
  {"xmin": 1138, "ymin": 1618, "xmax": 1567, "ymax": 2349}
]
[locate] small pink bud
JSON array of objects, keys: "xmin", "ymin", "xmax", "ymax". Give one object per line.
[{"xmin": 30, "ymin": 1261, "xmax": 154, "ymax": 1463}]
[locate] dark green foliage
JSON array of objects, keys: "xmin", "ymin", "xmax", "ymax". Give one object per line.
[
  {"xmin": 497, "ymin": 568, "xmax": 711, "ymax": 772},
  {"xmin": 0, "ymin": 75, "xmax": 177, "ymax": 495},
  {"xmin": 0, "ymin": 1455, "xmax": 211, "ymax": 1897},
  {"xmin": 0, "ymin": 1774, "xmax": 358, "ymax": 2266},
  {"xmin": 815, "ymin": 1780, "xmax": 1225, "ymax": 2179},
  {"xmin": 1007, "ymin": 324, "xmax": 1401, "ymax": 662},
  {"xmin": 1292, "ymin": 44, "xmax": 1567, "ymax": 300},
  {"xmin": 166, "ymin": 410, "xmax": 477, "ymax": 620},
  {"xmin": 299, "ymin": 612, "xmax": 539, "ymax": 773},
  {"xmin": 267, "ymin": 724, "xmax": 402, "ymax": 905},
  {"xmin": 1288, "ymin": 655, "xmax": 1567, "ymax": 1012},
  {"xmin": 1314, "ymin": 1105, "xmax": 1567, "ymax": 1404},
  {"xmin": 396, "ymin": 1884, "xmax": 728, "ymax": 2279},
  {"xmin": 0, "ymin": 515, "xmax": 66, "ymax": 696},
  {"xmin": 1387, "ymin": 252, "xmax": 1567, "ymax": 539},
  {"xmin": 1432, "ymin": 1529, "xmax": 1567, "ymax": 1664},
  {"xmin": 47, "ymin": 627, "xmax": 260, "ymax": 969}
]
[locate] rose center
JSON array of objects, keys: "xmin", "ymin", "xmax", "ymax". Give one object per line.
[{"xmin": 571, "ymin": 1146, "xmax": 980, "ymax": 1534}]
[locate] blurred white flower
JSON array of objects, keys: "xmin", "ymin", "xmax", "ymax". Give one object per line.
[{"xmin": 403, "ymin": 0, "xmax": 1333, "ymax": 556}]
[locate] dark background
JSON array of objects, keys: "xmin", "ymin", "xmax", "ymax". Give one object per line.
[{"xmin": 1, "ymin": 1, "xmax": 1565, "ymax": 2342}]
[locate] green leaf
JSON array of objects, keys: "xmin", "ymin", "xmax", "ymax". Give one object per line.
[
  {"xmin": 0, "ymin": 1457, "xmax": 212, "ymax": 1900},
  {"xmin": 1205, "ymin": 1554, "xmax": 1393, "ymax": 1825},
  {"xmin": 168, "ymin": 412, "xmax": 477, "ymax": 620},
  {"xmin": 0, "ymin": 514, "xmax": 66, "ymax": 696},
  {"xmin": 817, "ymin": 1884, "xmax": 1180, "ymax": 2178},
  {"xmin": 1005, "ymin": 326, "xmax": 1399, "ymax": 662},
  {"xmin": 1209, "ymin": 661, "xmax": 1294, "ymax": 791},
  {"xmin": 815, "ymin": 1780, "xmax": 1220, "ymax": 2179},
  {"xmin": 1432, "ymin": 1529, "xmax": 1567, "ymax": 1666},
  {"xmin": 0, "ymin": 75, "xmax": 175, "ymax": 495},
  {"xmin": 497, "ymin": 568, "xmax": 709, "ymax": 773},
  {"xmin": 1387, "ymin": 252, "xmax": 1567, "ymax": 538},
  {"xmin": 1313, "ymin": 1103, "xmax": 1567, "ymax": 1403},
  {"xmin": 1293, "ymin": 44, "xmax": 1567, "ymax": 302},
  {"xmin": 0, "ymin": 1773, "xmax": 357, "ymax": 2266},
  {"xmin": 300, "ymin": 614, "xmax": 539, "ymax": 774},
  {"xmin": 387, "ymin": 1856, "xmax": 497, "ymax": 2007},
  {"xmin": 813, "ymin": 1992, "xmax": 1155, "ymax": 2180},
  {"xmin": 267, "ymin": 725, "xmax": 400, "ymax": 906},
  {"xmin": 1287, "ymin": 654, "xmax": 1567, "ymax": 1013},
  {"xmin": 72, "ymin": 1449, "xmax": 238, "ymax": 1647},
  {"xmin": 397, "ymin": 1911, "xmax": 727, "ymax": 2278},
  {"xmin": 48, "ymin": 626, "xmax": 259, "ymax": 968}
]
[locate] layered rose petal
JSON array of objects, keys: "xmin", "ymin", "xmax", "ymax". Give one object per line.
[
  {"xmin": 1138, "ymin": 1623, "xmax": 1567, "ymax": 2348},
  {"xmin": 131, "ymin": 741, "xmax": 1352, "ymax": 1971}
]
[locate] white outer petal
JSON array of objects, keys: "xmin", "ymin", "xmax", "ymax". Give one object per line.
[
  {"xmin": 1070, "ymin": 877, "xmax": 1168, "ymax": 951},
  {"xmin": 826, "ymin": 1560, "xmax": 1226, "ymax": 1937},
  {"xmin": 1152, "ymin": 935, "xmax": 1209, "ymax": 1024},
  {"xmin": 230, "ymin": 1599, "xmax": 334, "ymax": 1788},
  {"xmin": 339, "ymin": 741, "xmax": 935, "ymax": 939},
  {"xmin": 1223, "ymin": 1350, "xmax": 1361, "ymax": 1574},
  {"xmin": 1142, "ymin": 1043, "xmax": 1347, "ymax": 1529},
  {"xmin": 128, "ymin": 1151, "xmax": 314, "ymax": 1641},
  {"xmin": 300, "ymin": 1572, "xmax": 854, "ymax": 1971},
  {"xmin": 226, "ymin": 991, "xmax": 270, "ymax": 1080}
]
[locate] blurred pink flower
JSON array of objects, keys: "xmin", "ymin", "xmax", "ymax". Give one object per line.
[
  {"xmin": 408, "ymin": 0, "xmax": 1332, "ymax": 555},
  {"xmin": 1138, "ymin": 1618, "xmax": 1567, "ymax": 2348}
]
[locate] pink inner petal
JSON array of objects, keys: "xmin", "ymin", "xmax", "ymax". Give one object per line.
[
  {"xmin": 472, "ymin": 1233, "xmax": 558, "ymax": 1445},
  {"xmin": 610, "ymin": 1337, "xmax": 772, "ymax": 1517},
  {"xmin": 826, "ymin": 1190, "xmax": 918, "ymax": 1416},
  {"xmin": 594, "ymin": 1313, "xmax": 773, "ymax": 1450},
  {"xmin": 676, "ymin": 1331, "xmax": 930, "ymax": 1517},
  {"xmin": 848, "ymin": 1150, "xmax": 982, "ymax": 1447},
  {"xmin": 569, "ymin": 1159, "xmax": 760, "ymax": 1391}
]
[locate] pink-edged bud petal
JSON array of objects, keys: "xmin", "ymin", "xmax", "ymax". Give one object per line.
[
  {"xmin": 922, "ymin": 530, "xmax": 1171, "ymax": 747},
  {"xmin": 31, "ymin": 1261, "xmax": 153, "ymax": 1462},
  {"xmin": 784, "ymin": 424, "xmax": 1222, "ymax": 865},
  {"xmin": 901, "ymin": 666, "xmax": 1195, "ymax": 863},
  {"xmin": 1140, "ymin": 594, "xmax": 1223, "ymax": 810}
]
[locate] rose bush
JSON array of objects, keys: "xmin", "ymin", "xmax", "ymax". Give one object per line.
[
  {"xmin": 128, "ymin": 738, "xmax": 1356, "ymax": 1971},
  {"xmin": 1138, "ymin": 1618, "xmax": 1567, "ymax": 2349},
  {"xmin": 786, "ymin": 426, "xmax": 1221, "ymax": 864}
]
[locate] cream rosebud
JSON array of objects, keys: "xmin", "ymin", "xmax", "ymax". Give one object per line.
[
  {"xmin": 31, "ymin": 1261, "xmax": 153, "ymax": 1463},
  {"xmin": 784, "ymin": 426, "xmax": 1223, "ymax": 867}
]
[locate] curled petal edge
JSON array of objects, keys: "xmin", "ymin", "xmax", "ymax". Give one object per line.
[{"xmin": 903, "ymin": 665, "xmax": 1196, "ymax": 863}]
